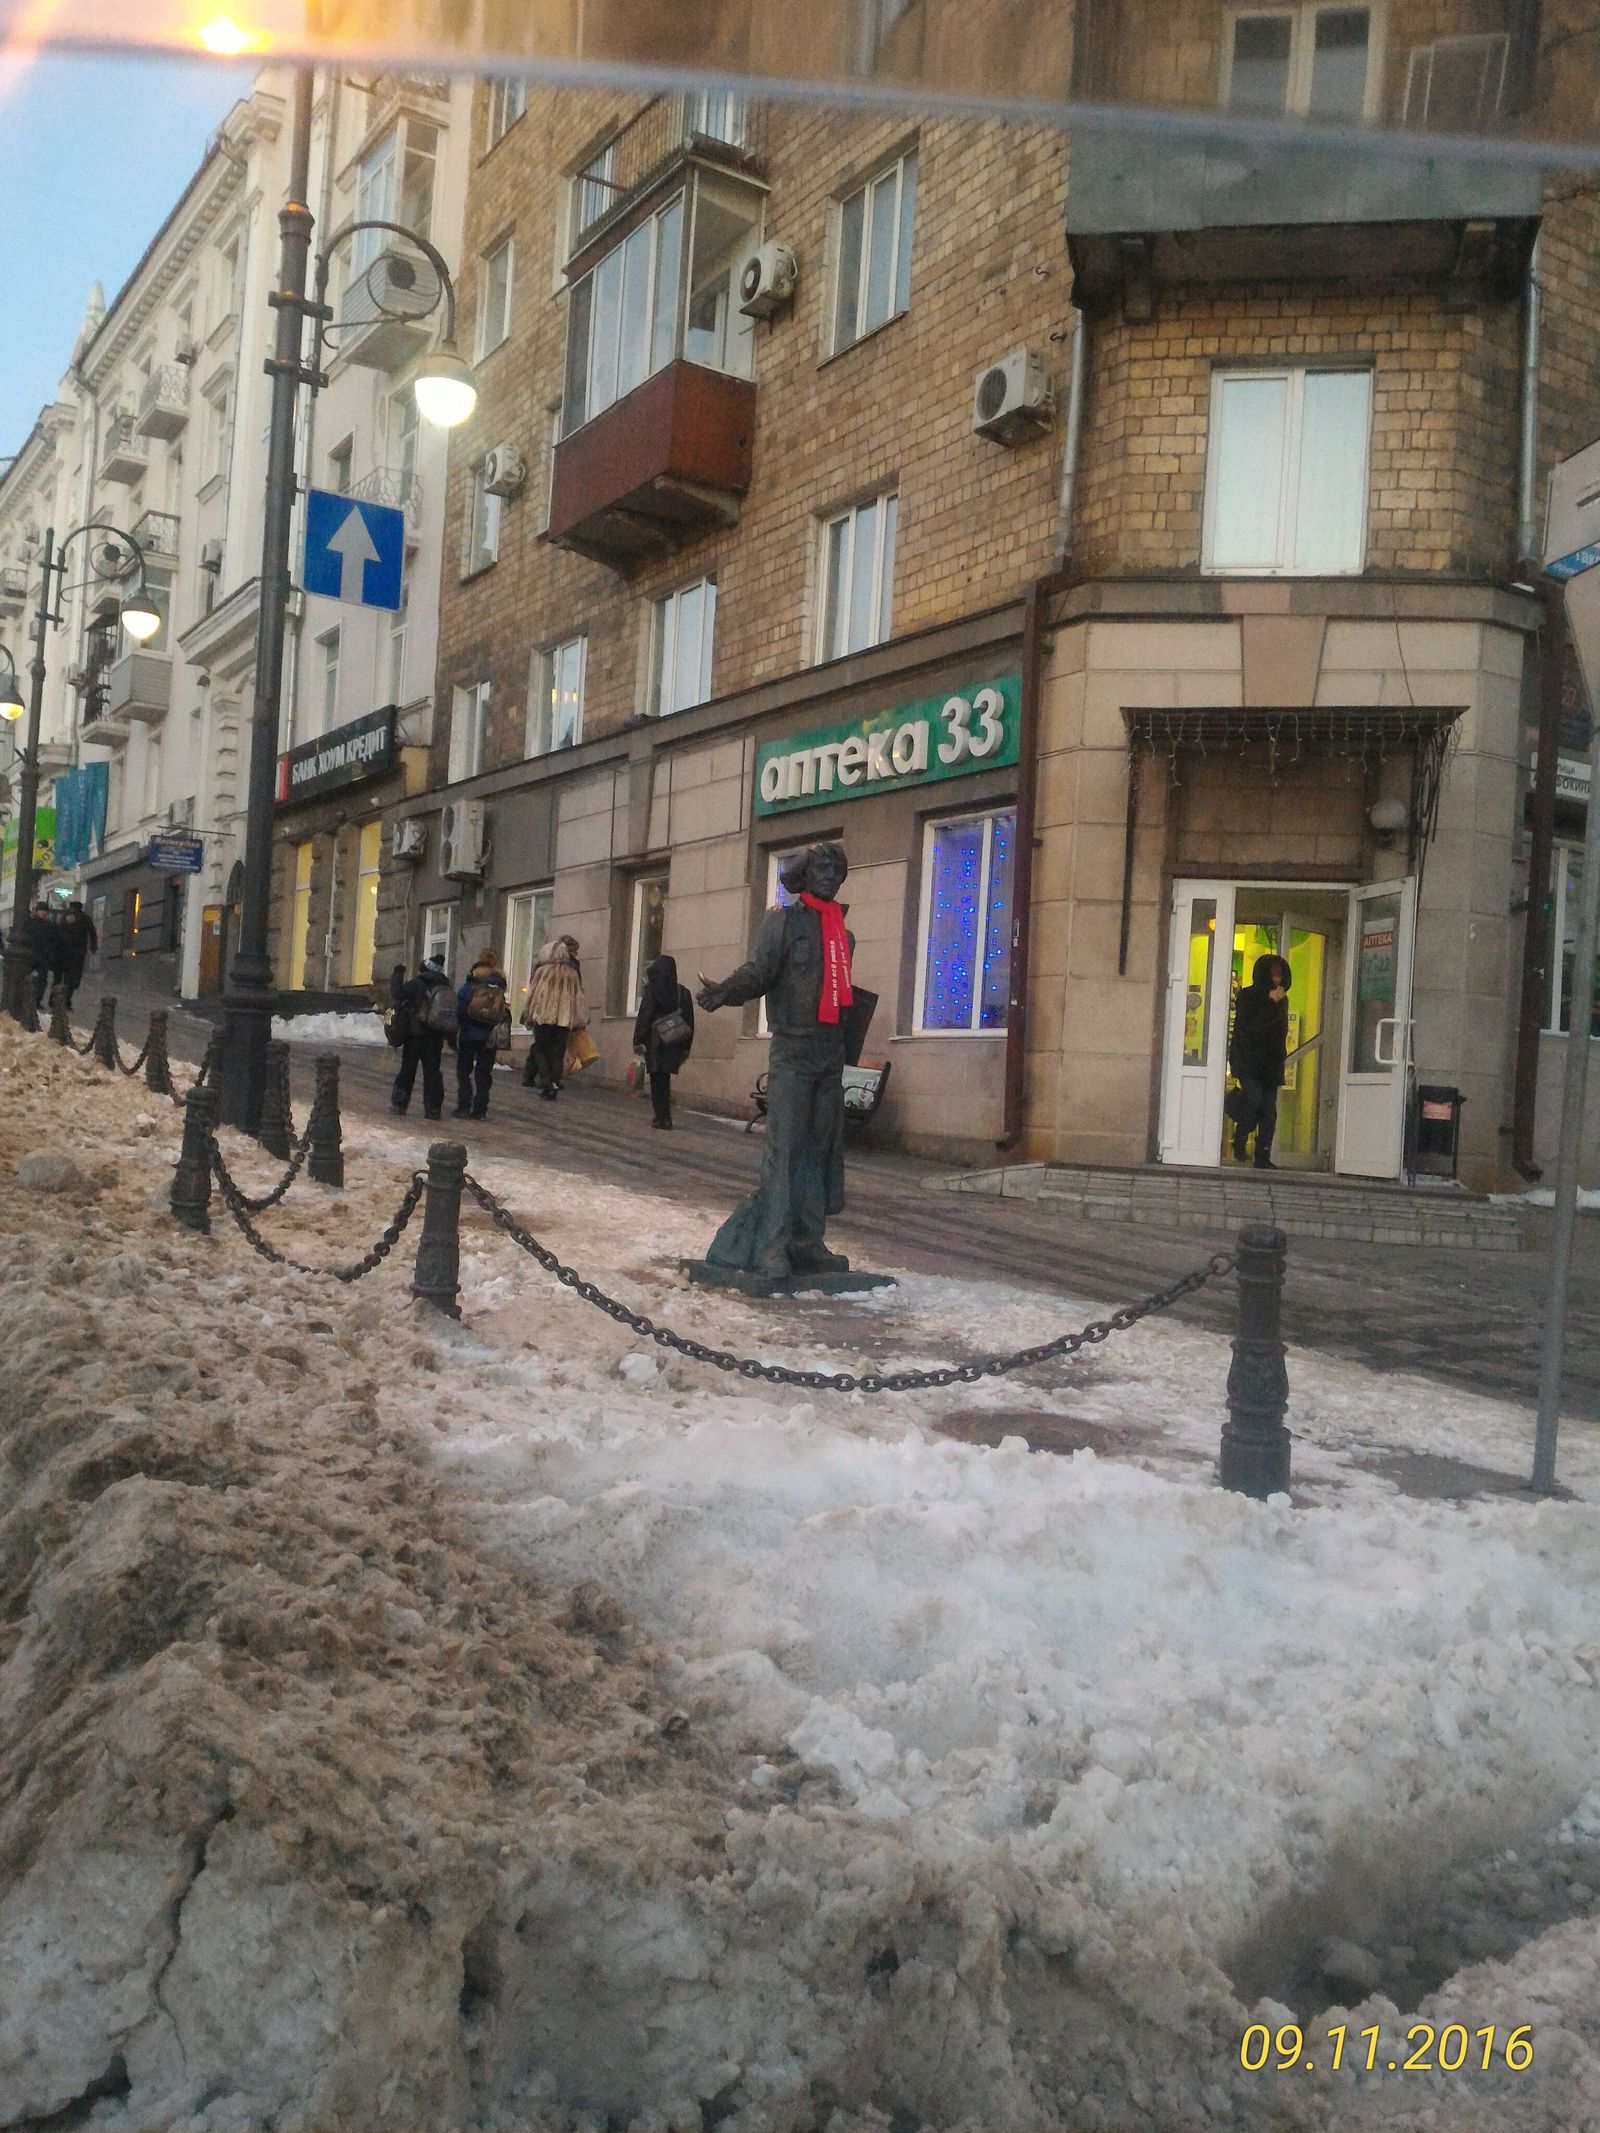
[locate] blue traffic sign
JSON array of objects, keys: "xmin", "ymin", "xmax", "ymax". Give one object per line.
[
  {"xmin": 302, "ymin": 488, "xmax": 405, "ymax": 611},
  {"xmin": 1547, "ymin": 541, "xmax": 1600, "ymax": 585}
]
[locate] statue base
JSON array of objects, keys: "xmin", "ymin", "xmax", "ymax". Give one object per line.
[{"xmin": 680, "ymin": 1259, "xmax": 897, "ymax": 1299}]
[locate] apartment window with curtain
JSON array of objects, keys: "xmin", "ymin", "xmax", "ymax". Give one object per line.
[
  {"xmin": 1223, "ymin": 5, "xmax": 1375, "ymax": 120},
  {"xmin": 449, "ymin": 682, "xmax": 491, "ymax": 782},
  {"xmin": 464, "ymin": 463, "xmax": 502, "ymax": 575},
  {"xmin": 527, "ymin": 636, "xmax": 586, "ymax": 757},
  {"xmin": 478, "ymin": 236, "xmax": 514, "ymax": 357},
  {"xmin": 832, "ymin": 148, "xmax": 917, "ymax": 353},
  {"xmin": 914, "ymin": 810, "xmax": 1016, "ymax": 1033},
  {"xmin": 1203, "ymin": 367, "xmax": 1372, "ymax": 575},
  {"xmin": 486, "ymin": 76, "xmax": 528, "ymax": 149},
  {"xmin": 349, "ymin": 819, "xmax": 382, "ymax": 985},
  {"xmin": 648, "ymin": 579, "xmax": 716, "ymax": 717},
  {"xmin": 818, "ymin": 491, "xmax": 898, "ymax": 661},
  {"xmin": 286, "ymin": 840, "xmax": 314, "ymax": 991}
]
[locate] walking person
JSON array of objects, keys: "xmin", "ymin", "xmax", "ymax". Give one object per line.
[
  {"xmin": 632, "ymin": 954, "xmax": 694, "ymax": 1130},
  {"xmin": 388, "ymin": 954, "xmax": 453, "ymax": 1119},
  {"xmin": 454, "ymin": 951, "xmax": 510, "ymax": 1120},
  {"xmin": 56, "ymin": 899, "xmax": 97, "ymax": 1009},
  {"xmin": 25, "ymin": 901, "xmax": 60, "ymax": 1017},
  {"xmin": 519, "ymin": 936, "xmax": 588, "ymax": 1101},
  {"xmin": 1228, "ymin": 953, "xmax": 1292, "ymax": 1170}
]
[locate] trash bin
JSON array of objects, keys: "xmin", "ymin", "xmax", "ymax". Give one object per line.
[{"xmin": 1411, "ymin": 1084, "xmax": 1465, "ymax": 1181}]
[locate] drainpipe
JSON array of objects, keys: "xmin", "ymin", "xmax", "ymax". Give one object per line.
[
  {"xmin": 1510, "ymin": 231, "xmax": 1550, "ymax": 1180},
  {"xmin": 997, "ymin": 307, "xmax": 1087, "ymax": 1152}
]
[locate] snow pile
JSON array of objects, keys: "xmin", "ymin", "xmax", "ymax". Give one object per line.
[
  {"xmin": 1493, "ymin": 1184, "xmax": 1600, "ymax": 1210},
  {"xmin": 271, "ymin": 1008, "xmax": 387, "ymax": 1046}
]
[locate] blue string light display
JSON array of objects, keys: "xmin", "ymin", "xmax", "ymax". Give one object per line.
[{"xmin": 923, "ymin": 811, "xmax": 1015, "ymax": 1030}]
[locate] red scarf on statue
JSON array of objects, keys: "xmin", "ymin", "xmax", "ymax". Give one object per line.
[{"xmin": 798, "ymin": 892, "xmax": 854, "ymax": 1026}]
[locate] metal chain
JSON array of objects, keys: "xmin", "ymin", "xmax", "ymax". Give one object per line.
[
  {"xmin": 461, "ymin": 1174, "xmax": 1236, "ymax": 1393},
  {"xmin": 207, "ymin": 1102, "xmax": 323, "ymax": 1212},
  {"xmin": 114, "ymin": 1038, "xmax": 152, "ymax": 1078},
  {"xmin": 207, "ymin": 1137, "xmax": 426, "ymax": 1281}
]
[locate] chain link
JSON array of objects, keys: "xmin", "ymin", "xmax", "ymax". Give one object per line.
[
  {"xmin": 210, "ymin": 1110, "xmax": 319, "ymax": 1212},
  {"xmin": 114, "ymin": 1038, "xmax": 152, "ymax": 1078},
  {"xmin": 460, "ymin": 1174, "xmax": 1236, "ymax": 1393},
  {"xmin": 207, "ymin": 1136, "xmax": 426, "ymax": 1281}
]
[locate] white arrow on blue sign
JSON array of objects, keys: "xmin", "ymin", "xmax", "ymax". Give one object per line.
[{"xmin": 302, "ymin": 487, "xmax": 405, "ymax": 611}]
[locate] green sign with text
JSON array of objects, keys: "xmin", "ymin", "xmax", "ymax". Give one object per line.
[{"xmin": 754, "ymin": 674, "xmax": 1021, "ymax": 817}]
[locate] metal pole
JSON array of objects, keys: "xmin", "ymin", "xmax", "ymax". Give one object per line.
[
  {"xmin": 411, "ymin": 1141, "xmax": 467, "ymax": 1318},
  {"xmin": 1220, "ymin": 1224, "xmax": 1291, "ymax": 1499},
  {"xmin": 215, "ymin": 65, "xmax": 316, "ymax": 1137},
  {"xmin": 2, "ymin": 529, "xmax": 55, "ymax": 1020},
  {"xmin": 1531, "ymin": 699, "xmax": 1600, "ymax": 1493}
]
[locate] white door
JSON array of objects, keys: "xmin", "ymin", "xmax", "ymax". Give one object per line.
[
  {"xmin": 1159, "ymin": 881, "xmax": 1235, "ymax": 1167},
  {"xmin": 1334, "ymin": 877, "xmax": 1417, "ymax": 1178}
]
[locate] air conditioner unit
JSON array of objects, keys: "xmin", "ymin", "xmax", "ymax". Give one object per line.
[
  {"xmin": 392, "ymin": 816, "xmax": 428, "ymax": 862},
  {"xmin": 440, "ymin": 800, "xmax": 487, "ymax": 880},
  {"xmin": 738, "ymin": 241, "xmax": 798, "ymax": 320},
  {"xmin": 483, "ymin": 445, "xmax": 527, "ymax": 499},
  {"xmin": 199, "ymin": 538, "xmax": 224, "ymax": 573},
  {"xmin": 66, "ymin": 666, "xmax": 92, "ymax": 691},
  {"xmin": 972, "ymin": 348, "xmax": 1055, "ymax": 446},
  {"xmin": 175, "ymin": 340, "xmax": 199, "ymax": 366}
]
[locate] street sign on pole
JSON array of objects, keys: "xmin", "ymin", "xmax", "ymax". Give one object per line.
[
  {"xmin": 147, "ymin": 830, "xmax": 204, "ymax": 873},
  {"xmin": 301, "ymin": 488, "xmax": 404, "ymax": 610}
]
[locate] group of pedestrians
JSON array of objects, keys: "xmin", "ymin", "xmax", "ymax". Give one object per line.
[
  {"xmin": 388, "ymin": 931, "xmax": 696, "ymax": 1129},
  {"xmin": 5, "ymin": 898, "xmax": 98, "ymax": 1017}
]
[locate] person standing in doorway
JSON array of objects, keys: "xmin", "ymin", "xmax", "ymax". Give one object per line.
[
  {"xmin": 389, "ymin": 954, "xmax": 453, "ymax": 1120},
  {"xmin": 1229, "ymin": 954, "xmax": 1292, "ymax": 1170},
  {"xmin": 632, "ymin": 954, "xmax": 694, "ymax": 1130},
  {"xmin": 454, "ymin": 951, "xmax": 509, "ymax": 1120},
  {"xmin": 519, "ymin": 936, "xmax": 588, "ymax": 1100}
]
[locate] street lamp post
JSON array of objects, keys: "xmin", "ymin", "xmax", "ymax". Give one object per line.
[
  {"xmin": 1, "ymin": 525, "xmax": 159, "ymax": 1021},
  {"xmin": 214, "ymin": 67, "xmax": 476, "ymax": 1137}
]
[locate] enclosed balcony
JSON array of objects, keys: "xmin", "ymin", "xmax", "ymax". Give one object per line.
[
  {"xmin": 0, "ymin": 564, "xmax": 25, "ymax": 619},
  {"xmin": 99, "ymin": 414, "xmax": 149, "ymax": 486},
  {"xmin": 135, "ymin": 364, "xmax": 190, "ymax": 441},
  {"xmin": 105, "ymin": 649, "xmax": 172, "ymax": 724}
]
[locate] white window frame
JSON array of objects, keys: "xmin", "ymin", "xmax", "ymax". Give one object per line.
[
  {"xmin": 647, "ymin": 578, "xmax": 717, "ymax": 718},
  {"xmin": 485, "ymin": 75, "xmax": 528, "ymax": 150},
  {"xmin": 912, "ymin": 807, "xmax": 1017, "ymax": 1036},
  {"xmin": 449, "ymin": 681, "xmax": 491, "ymax": 783},
  {"xmin": 421, "ymin": 899, "xmax": 455, "ymax": 971},
  {"xmin": 386, "ymin": 581, "xmax": 408, "ymax": 705},
  {"xmin": 1201, "ymin": 365, "xmax": 1372, "ymax": 577},
  {"xmin": 204, "ymin": 383, "xmax": 231, "ymax": 484},
  {"xmin": 503, "ymin": 883, "xmax": 554, "ymax": 1000},
  {"xmin": 464, "ymin": 462, "xmax": 503, "ymax": 575},
  {"xmin": 317, "ymin": 626, "xmax": 341, "ymax": 731},
  {"xmin": 1548, "ymin": 841, "xmax": 1600, "ymax": 1036},
  {"xmin": 478, "ymin": 235, "xmax": 514, "ymax": 358},
  {"xmin": 831, "ymin": 147, "xmax": 918, "ymax": 354},
  {"xmin": 628, "ymin": 872, "xmax": 670, "ymax": 1005},
  {"xmin": 563, "ymin": 190, "xmax": 685, "ymax": 434},
  {"xmin": 526, "ymin": 635, "xmax": 586, "ymax": 758},
  {"xmin": 1221, "ymin": 4, "xmax": 1381, "ymax": 120},
  {"xmin": 817, "ymin": 491, "xmax": 898, "ymax": 662},
  {"xmin": 567, "ymin": 137, "xmax": 619, "ymax": 258}
]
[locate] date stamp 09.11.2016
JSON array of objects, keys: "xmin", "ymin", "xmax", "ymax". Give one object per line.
[{"xmin": 1240, "ymin": 2021, "xmax": 1535, "ymax": 2075}]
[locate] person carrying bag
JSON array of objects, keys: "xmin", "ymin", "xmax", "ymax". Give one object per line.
[
  {"xmin": 520, "ymin": 936, "xmax": 589, "ymax": 1101},
  {"xmin": 632, "ymin": 953, "xmax": 695, "ymax": 1130}
]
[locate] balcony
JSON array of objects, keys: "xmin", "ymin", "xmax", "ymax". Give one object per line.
[
  {"xmin": 105, "ymin": 649, "xmax": 172, "ymax": 725},
  {"xmin": 129, "ymin": 509, "xmax": 180, "ymax": 563},
  {"xmin": 351, "ymin": 464, "xmax": 423, "ymax": 527},
  {"xmin": 0, "ymin": 564, "xmax": 25, "ymax": 618},
  {"xmin": 546, "ymin": 361, "xmax": 755, "ymax": 567},
  {"xmin": 135, "ymin": 364, "xmax": 190, "ymax": 441},
  {"xmin": 568, "ymin": 92, "xmax": 769, "ymax": 267},
  {"xmin": 1066, "ymin": 132, "xmax": 1542, "ymax": 307},
  {"xmin": 99, "ymin": 414, "xmax": 149, "ymax": 486},
  {"xmin": 80, "ymin": 706, "xmax": 128, "ymax": 747}
]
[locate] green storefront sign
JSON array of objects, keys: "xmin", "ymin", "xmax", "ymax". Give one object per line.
[
  {"xmin": 0, "ymin": 806, "xmax": 55, "ymax": 891},
  {"xmin": 754, "ymin": 674, "xmax": 1021, "ymax": 818}
]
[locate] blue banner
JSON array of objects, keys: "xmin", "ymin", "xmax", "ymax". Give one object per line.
[{"xmin": 52, "ymin": 764, "xmax": 108, "ymax": 870}]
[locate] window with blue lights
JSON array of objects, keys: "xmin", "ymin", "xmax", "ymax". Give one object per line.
[{"xmin": 915, "ymin": 809, "xmax": 1015, "ymax": 1033}]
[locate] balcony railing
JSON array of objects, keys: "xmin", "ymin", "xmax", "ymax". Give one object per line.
[
  {"xmin": 135, "ymin": 364, "xmax": 190, "ymax": 441},
  {"xmin": 80, "ymin": 706, "xmax": 128, "ymax": 747},
  {"xmin": 547, "ymin": 359, "xmax": 755, "ymax": 567},
  {"xmin": 568, "ymin": 93, "xmax": 769, "ymax": 265},
  {"xmin": 0, "ymin": 563, "xmax": 25, "ymax": 616},
  {"xmin": 350, "ymin": 465, "xmax": 423, "ymax": 523},
  {"xmin": 105, "ymin": 649, "xmax": 172, "ymax": 724},
  {"xmin": 129, "ymin": 509, "xmax": 180, "ymax": 562},
  {"xmin": 99, "ymin": 414, "xmax": 149, "ymax": 486}
]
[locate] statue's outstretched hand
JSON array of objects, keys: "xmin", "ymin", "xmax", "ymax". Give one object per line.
[{"xmin": 696, "ymin": 974, "xmax": 725, "ymax": 1012}]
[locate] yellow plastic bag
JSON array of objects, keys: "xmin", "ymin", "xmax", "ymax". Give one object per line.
[{"xmin": 565, "ymin": 1027, "xmax": 600, "ymax": 1074}]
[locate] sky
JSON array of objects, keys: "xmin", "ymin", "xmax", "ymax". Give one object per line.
[{"xmin": 0, "ymin": 51, "xmax": 249, "ymax": 459}]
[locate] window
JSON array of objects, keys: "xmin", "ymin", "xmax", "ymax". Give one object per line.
[
  {"xmin": 449, "ymin": 681, "xmax": 491, "ymax": 782},
  {"xmin": 504, "ymin": 884, "xmax": 554, "ymax": 1000},
  {"xmin": 317, "ymin": 627, "xmax": 341, "ymax": 730},
  {"xmin": 204, "ymin": 383, "xmax": 231, "ymax": 484},
  {"xmin": 354, "ymin": 120, "xmax": 437, "ymax": 277},
  {"xmin": 819, "ymin": 491, "xmax": 898, "ymax": 661},
  {"xmin": 142, "ymin": 730, "xmax": 163, "ymax": 818},
  {"xmin": 915, "ymin": 809, "xmax": 1016, "ymax": 1034},
  {"xmin": 131, "ymin": 569, "xmax": 173, "ymax": 653},
  {"xmin": 628, "ymin": 873, "xmax": 669, "ymax": 1004},
  {"xmin": 527, "ymin": 636, "xmax": 586, "ymax": 757},
  {"xmin": 648, "ymin": 579, "xmax": 716, "ymax": 717},
  {"xmin": 1224, "ymin": 6, "xmax": 1374, "ymax": 120},
  {"xmin": 350, "ymin": 819, "xmax": 382, "ymax": 985},
  {"xmin": 1203, "ymin": 367, "xmax": 1371, "ymax": 575},
  {"xmin": 685, "ymin": 172, "xmax": 759, "ymax": 378},
  {"xmin": 569, "ymin": 138, "xmax": 618, "ymax": 254},
  {"xmin": 214, "ymin": 235, "xmax": 241, "ymax": 330},
  {"xmin": 758, "ymin": 846, "xmax": 806, "ymax": 1033},
  {"xmin": 387, "ymin": 582, "xmax": 408, "ymax": 704},
  {"xmin": 389, "ymin": 387, "xmax": 420, "ymax": 506},
  {"xmin": 465, "ymin": 463, "xmax": 502, "ymax": 574},
  {"xmin": 486, "ymin": 75, "xmax": 528, "ymax": 149},
  {"xmin": 833, "ymin": 149, "xmax": 917, "ymax": 352},
  {"xmin": 564, "ymin": 192, "xmax": 684, "ymax": 432},
  {"xmin": 328, "ymin": 438, "xmax": 354, "ymax": 495},
  {"xmin": 686, "ymin": 90, "xmax": 747, "ymax": 144},
  {"xmin": 1549, "ymin": 845, "xmax": 1600, "ymax": 1036},
  {"xmin": 478, "ymin": 237, "xmax": 514, "ymax": 357},
  {"xmin": 286, "ymin": 839, "xmax": 314, "ymax": 991},
  {"xmin": 1402, "ymin": 33, "xmax": 1510, "ymax": 130},
  {"xmin": 421, "ymin": 899, "xmax": 454, "ymax": 971}
]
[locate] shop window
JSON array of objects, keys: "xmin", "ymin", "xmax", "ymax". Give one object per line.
[
  {"xmin": 449, "ymin": 681, "xmax": 491, "ymax": 782},
  {"xmin": 1203, "ymin": 367, "xmax": 1371, "ymax": 576},
  {"xmin": 1549, "ymin": 844, "xmax": 1600, "ymax": 1036},
  {"xmin": 915, "ymin": 808, "xmax": 1016, "ymax": 1033},
  {"xmin": 819, "ymin": 491, "xmax": 897, "ymax": 663},
  {"xmin": 317, "ymin": 627, "xmax": 341, "ymax": 730},
  {"xmin": 478, "ymin": 236, "xmax": 514, "ymax": 358},
  {"xmin": 832, "ymin": 148, "xmax": 917, "ymax": 354},
  {"xmin": 628, "ymin": 873, "xmax": 669, "ymax": 1005},
  {"xmin": 421, "ymin": 899, "xmax": 454, "ymax": 972},
  {"xmin": 527, "ymin": 636, "xmax": 586, "ymax": 757},
  {"xmin": 1223, "ymin": 5, "xmax": 1374, "ymax": 120},
  {"xmin": 485, "ymin": 75, "xmax": 528, "ymax": 149},
  {"xmin": 287, "ymin": 839, "xmax": 314, "ymax": 991},
  {"xmin": 504, "ymin": 884, "xmax": 554, "ymax": 1001},
  {"xmin": 464, "ymin": 463, "xmax": 502, "ymax": 575},
  {"xmin": 349, "ymin": 819, "xmax": 382, "ymax": 987},
  {"xmin": 648, "ymin": 579, "xmax": 716, "ymax": 717}
]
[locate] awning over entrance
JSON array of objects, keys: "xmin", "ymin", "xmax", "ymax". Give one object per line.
[{"xmin": 1117, "ymin": 705, "xmax": 1463, "ymax": 973}]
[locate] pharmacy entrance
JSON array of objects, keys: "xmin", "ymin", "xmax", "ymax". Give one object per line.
[{"xmin": 1158, "ymin": 877, "xmax": 1417, "ymax": 1179}]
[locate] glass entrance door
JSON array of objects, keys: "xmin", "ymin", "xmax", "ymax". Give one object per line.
[
  {"xmin": 1160, "ymin": 881, "xmax": 1235, "ymax": 1166},
  {"xmin": 1225, "ymin": 899, "xmax": 1339, "ymax": 1168},
  {"xmin": 1334, "ymin": 877, "xmax": 1417, "ymax": 1179}
]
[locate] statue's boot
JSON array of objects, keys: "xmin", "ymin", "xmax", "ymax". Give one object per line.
[{"xmin": 789, "ymin": 1244, "xmax": 851, "ymax": 1274}]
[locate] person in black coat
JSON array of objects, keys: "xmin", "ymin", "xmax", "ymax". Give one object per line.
[
  {"xmin": 632, "ymin": 953, "xmax": 694, "ymax": 1130},
  {"xmin": 23, "ymin": 902, "xmax": 60, "ymax": 1015},
  {"xmin": 1228, "ymin": 953, "xmax": 1292, "ymax": 1168},
  {"xmin": 389, "ymin": 955, "xmax": 451, "ymax": 1119},
  {"xmin": 57, "ymin": 899, "xmax": 97, "ymax": 1007}
]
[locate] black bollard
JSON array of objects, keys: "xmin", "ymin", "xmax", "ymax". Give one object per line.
[
  {"xmin": 145, "ymin": 1010, "xmax": 174, "ymax": 1097},
  {"xmin": 47, "ymin": 989, "xmax": 72, "ymax": 1046},
  {"xmin": 17, "ymin": 978, "xmax": 40, "ymax": 1035},
  {"xmin": 411, "ymin": 1141, "xmax": 467, "ymax": 1318},
  {"xmin": 170, "ymin": 1082, "xmax": 220, "ymax": 1233},
  {"xmin": 91, "ymin": 996, "xmax": 118, "ymax": 1072},
  {"xmin": 258, "ymin": 1039, "xmax": 293, "ymax": 1159},
  {"xmin": 308, "ymin": 1052, "xmax": 345, "ymax": 1187},
  {"xmin": 1220, "ymin": 1224, "xmax": 1291, "ymax": 1500}
]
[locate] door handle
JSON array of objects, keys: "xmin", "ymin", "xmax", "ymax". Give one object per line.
[{"xmin": 1374, "ymin": 1016, "xmax": 1399, "ymax": 1067}]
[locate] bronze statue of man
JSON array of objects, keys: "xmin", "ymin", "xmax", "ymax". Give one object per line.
[{"xmin": 696, "ymin": 841, "xmax": 860, "ymax": 1283}]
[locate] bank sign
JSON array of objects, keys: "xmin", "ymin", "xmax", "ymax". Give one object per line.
[
  {"xmin": 276, "ymin": 705, "xmax": 396, "ymax": 807},
  {"xmin": 754, "ymin": 674, "xmax": 1021, "ymax": 818}
]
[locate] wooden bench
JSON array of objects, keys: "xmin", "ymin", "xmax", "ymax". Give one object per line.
[{"xmin": 746, "ymin": 1059, "xmax": 893, "ymax": 1134}]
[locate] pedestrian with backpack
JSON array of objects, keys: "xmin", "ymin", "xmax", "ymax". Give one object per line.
[
  {"xmin": 389, "ymin": 954, "xmax": 454, "ymax": 1119},
  {"xmin": 519, "ymin": 935, "xmax": 589, "ymax": 1099},
  {"xmin": 631, "ymin": 954, "xmax": 694, "ymax": 1129},
  {"xmin": 455, "ymin": 951, "xmax": 510, "ymax": 1119}
]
